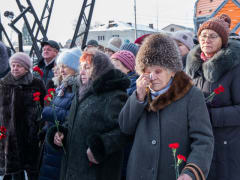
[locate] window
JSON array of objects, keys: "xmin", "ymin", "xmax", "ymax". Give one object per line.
[
  {"xmin": 170, "ymin": 28, "xmax": 175, "ymax": 32},
  {"xmin": 112, "ymin": 35, "xmax": 119, "ymax": 37},
  {"xmin": 98, "ymin": 36, "xmax": 105, "ymax": 41}
]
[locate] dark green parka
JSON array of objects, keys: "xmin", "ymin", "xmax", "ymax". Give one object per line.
[{"xmin": 47, "ymin": 68, "xmax": 130, "ymax": 180}]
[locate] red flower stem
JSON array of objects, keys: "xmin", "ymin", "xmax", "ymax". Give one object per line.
[
  {"xmin": 172, "ymin": 150, "xmax": 178, "ymax": 180},
  {"xmin": 205, "ymin": 92, "xmax": 216, "ymax": 103},
  {"xmin": 176, "ymin": 164, "xmax": 180, "ymax": 179}
]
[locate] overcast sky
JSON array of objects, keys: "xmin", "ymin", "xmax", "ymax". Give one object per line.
[{"xmin": 0, "ymin": 0, "xmax": 195, "ymax": 44}]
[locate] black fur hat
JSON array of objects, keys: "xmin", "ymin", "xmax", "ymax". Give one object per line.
[{"xmin": 135, "ymin": 33, "xmax": 183, "ymax": 74}]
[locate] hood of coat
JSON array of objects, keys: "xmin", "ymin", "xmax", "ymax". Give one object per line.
[
  {"xmin": 91, "ymin": 68, "xmax": 130, "ymax": 95},
  {"xmin": 147, "ymin": 71, "xmax": 193, "ymax": 112},
  {"xmin": 186, "ymin": 39, "xmax": 240, "ymax": 82},
  {"xmin": 0, "ymin": 71, "xmax": 33, "ymax": 86}
]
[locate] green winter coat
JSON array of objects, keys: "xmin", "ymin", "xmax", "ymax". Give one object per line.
[{"xmin": 47, "ymin": 69, "xmax": 130, "ymax": 180}]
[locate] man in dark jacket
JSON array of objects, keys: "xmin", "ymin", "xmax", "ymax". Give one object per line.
[{"xmin": 37, "ymin": 40, "xmax": 60, "ymax": 85}]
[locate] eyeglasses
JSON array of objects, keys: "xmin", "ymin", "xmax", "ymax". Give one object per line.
[{"xmin": 199, "ymin": 34, "xmax": 219, "ymax": 41}]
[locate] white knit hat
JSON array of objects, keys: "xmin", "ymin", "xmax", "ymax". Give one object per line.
[
  {"xmin": 106, "ymin": 37, "xmax": 122, "ymax": 52},
  {"xmin": 171, "ymin": 30, "xmax": 194, "ymax": 50}
]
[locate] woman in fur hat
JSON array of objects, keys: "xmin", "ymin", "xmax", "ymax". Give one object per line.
[
  {"xmin": 47, "ymin": 49, "xmax": 130, "ymax": 180},
  {"xmin": 186, "ymin": 14, "xmax": 240, "ymax": 180},
  {"xmin": 0, "ymin": 52, "xmax": 46, "ymax": 180},
  {"xmin": 119, "ymin": 33, "xmax": 214, "ymax": 180}
]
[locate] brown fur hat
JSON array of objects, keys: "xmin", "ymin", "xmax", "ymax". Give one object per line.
[{"xmin": 135, "ymin": 33, "xmax": 182, "ymax": 74}]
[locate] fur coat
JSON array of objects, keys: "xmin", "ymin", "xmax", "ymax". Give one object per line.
[{"xmin": 0, "ymin": 72, "xmax": 46, "ymax": 175}]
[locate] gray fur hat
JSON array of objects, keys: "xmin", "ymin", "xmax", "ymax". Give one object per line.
[
  {"xmin": 9, "ymin": 52, "xmax": 32, "ymax": 71},
  {"xmin": 0, "ymin": 42, "xmax": 9, "ymax": 74},
  {"xmin": 135, "ymin": 33, "xmax": 183, "ymax": 74}
]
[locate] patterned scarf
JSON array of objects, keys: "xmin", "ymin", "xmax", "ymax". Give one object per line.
[{"xmin": 57, "ymin": 75, "xmax": 77, "ymax": 97}]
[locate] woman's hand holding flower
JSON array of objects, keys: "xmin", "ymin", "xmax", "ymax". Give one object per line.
[
  {"xmin": 87, "ymin": 148, "xmax": 99, "ymax": 164},
  {"xmin": 54, "ymin": 132, "xmax": 64, "ymax": 147}
]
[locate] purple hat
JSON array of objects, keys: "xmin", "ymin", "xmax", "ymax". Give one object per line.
[{"xmin": 111, "ymin": 50, "xmax": 135, "ymax": 71}]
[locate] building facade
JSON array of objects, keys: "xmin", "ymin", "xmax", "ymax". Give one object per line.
[{"xmin": 87, "ymin": 21, "xmax": 158, "ymax": 47}]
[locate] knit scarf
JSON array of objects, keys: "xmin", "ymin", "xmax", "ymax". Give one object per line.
[
  {"xmin": 150, "ymin": 78, "xmax": 173, "ymax": 100},
  {"xmin": 57, "ymin": 75, "xmax": 77, "ymax": 97}
]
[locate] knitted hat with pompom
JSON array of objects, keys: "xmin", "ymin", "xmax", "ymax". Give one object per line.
[{"xmin": 197, "ymin": 14, "xmax": 231, "ymax": 47}]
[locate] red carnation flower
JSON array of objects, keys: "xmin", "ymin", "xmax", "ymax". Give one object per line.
[
  {"xmin": 169, "ymin": 143, "xmax": 179, "ymax": 149},
  {"xmin": 48, "ymin": 88, "xmax": 56, "ymax": 96},
  {"xmin": 206, "ymin": 85, "xmax": 225, "ymax": 103},
  {"xmin": 0, "ymin": 126, "xmax": 6, "ymax": 140},
  {"xmin": 33, "ymin": 66, "xmax": 43, "ymax": 77},
  {"xmin": 33, "ymin": 92, "xmax": 41, "ymax": 97},
  {"xmin": 33, "ymin": 96, "xmax": 40, "ymax": 101},
  {"xmin": 177, "ymin": 154, "xmax": 186, "ymax": 162},
  {"xmin": 44, "ymin": 94, "xmax": 52, "ymax": 104}
]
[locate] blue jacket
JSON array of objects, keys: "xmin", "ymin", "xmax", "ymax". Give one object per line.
[
  {"xmin": 126, "ymin": 71, "xmax": 138, "ymax": 96},
  {"xmin": 39, "ymin": 79, "xmax": 76, "ymax": 180}
]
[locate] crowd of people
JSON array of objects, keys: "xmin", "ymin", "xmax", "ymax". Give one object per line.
[{"xmin": 0, "ymin": 13, "xmax": 239, "ymax": 180}]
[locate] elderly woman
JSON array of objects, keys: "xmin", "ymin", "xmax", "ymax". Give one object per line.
[
  {"xmin": 47, "ymin": 50, "xmax": 130, "ymax": 180},
  {"xmin": 0, "ymin": 52, "xmax": 46, "ymax": 180},
  {"xmin": 186, "ymin": 14, "xmax": 240, "ymax": 180},
  {"xmin": 39, "ymin": 48, "xmax": 81, "ymax": 180},
  {"xmin": 119, "ymin": 33, "xmax": 214, "ymax": 180}
]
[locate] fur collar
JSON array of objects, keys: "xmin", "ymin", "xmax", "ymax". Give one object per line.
[
  {"xmin": 92, "ymin": 69, "xmax": 130, "ymax": 94},
  {"xmin": 147, "ymin": 71, "xmax": 193, "ymax": 112},
  {"xmin": 186, "ymin": 40, "xmax": 240, "ymax": 82},
  {"xmin": 78, "ymin": 69, "xmax": 130, "ymax": 103},
  {"xmin": 0, "ymin": 72, "xmax": 33, "ymax": 86}
]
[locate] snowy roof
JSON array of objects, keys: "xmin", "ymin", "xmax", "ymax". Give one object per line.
[
  {"xmin": 162, "ymin": 24, "xmax": 194, "ymax": 32},
  {"xmin": 90, "ymin": 21, "xmax": 158, "ymax": 32}
]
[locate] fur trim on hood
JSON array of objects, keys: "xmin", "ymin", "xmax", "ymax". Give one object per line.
[
  {"xmin": 147, "ymin": 71, "xmax": 193, "ymax": 112},
  {"xmin": 186, "ymin": 39, "xmax": 240, "ymax": 82}
]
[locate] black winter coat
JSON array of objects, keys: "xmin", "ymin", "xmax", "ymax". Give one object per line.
[
  {"xmin": 0, "ymin": 72, "xmax": 46, "ymax": 175},
  {"xmin": 47, "ymin": 69, "xmax": 130, "ymax": 180},
  {"xmin": 37, "ymin": 58, "xmax": 55, "ymax": 86},
  {"xmin": 186, "ymin": 40, "xmax": 240, "ymax": 180}
]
